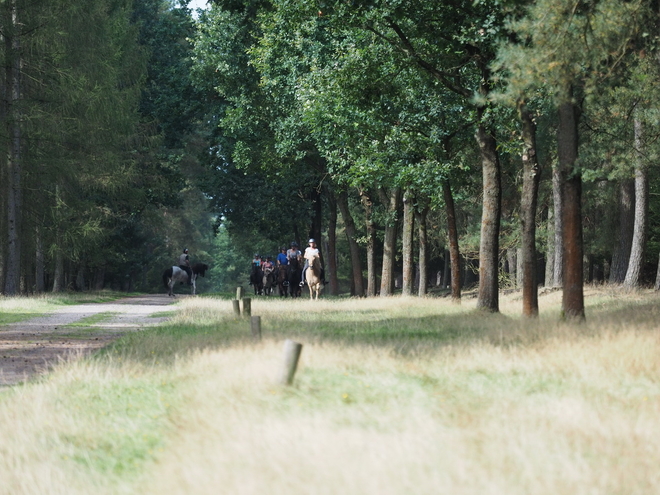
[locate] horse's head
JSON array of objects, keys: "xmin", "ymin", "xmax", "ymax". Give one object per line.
[{"xmin": 193, "ymin": 263, "xmax": 209, "ymax": 277}]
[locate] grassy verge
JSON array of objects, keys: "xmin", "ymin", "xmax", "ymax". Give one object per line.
[{"xmin": 1, "ymin": 287, "xmax": 659, "ymax": 494}]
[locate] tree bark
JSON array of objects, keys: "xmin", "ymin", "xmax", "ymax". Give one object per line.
[
  {"xmin": 475, "ymin": 120, "xmax": 501, "ymax": 312},
  {"xmin": 654, "ymin": 251, "xmax": 660, "ymax": 291},
  {"xmin": 401, "ymin": 188, "xmax": 415, "ymax": 296},
  {"xmin": 443, "ymin": 180, "xmax": 461, "ymax": 302},
  {"xmin": 552, "ymin": 165, "xmax": 563, "ymax": 287},
  {"xmin": 545, "ymin": 207, "xmax": 555, "ymax": 287},
  {"xmin": 624, "ymin": 117, "xmax": 648, "ymax": 289},
  {"xmin": 609, "ymin": 178, "xmax": 635, "ymax": 283},
  {"xmin": 326, "ymin": 190, "xmax": 339, "ymax": 296},
  {"xmin": 415, "ymin": 203, "xmax": 429, "ymax": 296},
  {"xmin": 379, "ymin": 187, "xmax": 401, "ymax": 296},
  {"xmin": 4, "ymin": 0, "xmax": 22, "ymax": 295},
  {"xmin": 519, "ymin": 102, "xmax": 541, "ymax": 317},
  {"xmin": 558, "ymin": 98, "xmax": 584, "ymax": 319},
  {"xmin": 310, "ymin": 187, "xmax": 323, "ymax": 266},
  {"xmin": 35, "ymin": 225, "xmax": 45, "ymax": 293},
  {"xmin": 359, "ymin": 189, "xmax": 377, "ymax": 297},
  {"xmin": 337, "ymin": 190, "xmax": 364, "ymax": 297},
  {"xmin": 52, "ymin": 250, "xmax": 64, "ymax": 292}
]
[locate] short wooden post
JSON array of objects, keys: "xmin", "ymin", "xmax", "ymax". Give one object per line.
[
  {"xmin": 232, "ymin": 299, "xmax": 241, "ymax": 317},
  {"xmin": 242, "ymin": 297, "xmax": 251, "ymax": 317},
  {"xmin": 250, "ymin": 316, "xmax": 261, "ymax": 340},
  {"xmin": 280, "ymin": 339, "xmax": 303, "ymax": 385},
  {"xmin": 236, "ymin": 286, "xmax": 244, "ymax": 300}
]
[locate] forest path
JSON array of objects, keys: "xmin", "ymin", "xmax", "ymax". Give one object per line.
[{"xmin": 0, "ymin": 294, "xmax": 178, "ymax": 387}]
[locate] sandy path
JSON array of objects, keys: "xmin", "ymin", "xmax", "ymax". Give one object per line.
[{"xmin": 0, "ymin": 294, "xmax": 178, "ymax": 387}]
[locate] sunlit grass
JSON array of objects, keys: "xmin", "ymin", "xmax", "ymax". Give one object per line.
[{"xmin": 1, "ymin": 287, "xmax": 660, "ymax": 494}]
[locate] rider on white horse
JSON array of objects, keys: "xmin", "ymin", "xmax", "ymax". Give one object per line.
[
  {"xmin": 179, "ymin": 248, "xmax": 193, "ymax": 286},
  {"xmin": 300, "ymin": 239, "xmax": 326, "ymax": 287}
]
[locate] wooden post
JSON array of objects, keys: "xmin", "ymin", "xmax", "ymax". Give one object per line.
[
  {"xmin": 250, "ymin": 316, "xmax": 261, "ymax": 340},
  {"xmin": 280, "ymin": 339, "xmax": 303, "ymax": 385},
  {"xmin": 236, "ymin": 286, "xmax": 244, "ymax": 300},
  {"xmin": 232, "ymin": 299, "xmax": 241, "ymax": 317},
  {"xmin": 242, "ymin": 297, "xmax": 251, "ymax": 317}
]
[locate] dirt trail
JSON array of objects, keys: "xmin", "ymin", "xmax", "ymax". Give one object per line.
[{"xmin": 0, "ymin": 294, "xmax": 178, "ymax": 387}]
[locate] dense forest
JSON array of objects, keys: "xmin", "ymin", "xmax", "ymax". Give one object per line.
[{"xmin": 1, "ymin": 0, "xmax": 659, "ymax": 318}]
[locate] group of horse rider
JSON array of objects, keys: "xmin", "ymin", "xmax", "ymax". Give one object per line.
[{"xmin": 252, "ymin": 239, "xmax": 325, "ymax": 287}]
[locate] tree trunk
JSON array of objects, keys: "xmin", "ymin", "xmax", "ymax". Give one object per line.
[
  {"xmin": 326, "ymin": 190, "xmax": 339, "ymax": 296},
  {"xmin": 519, "ymin": 102, "xmax": 541, "ymax": 316},
  {"xmin": 558, "ymin": 98, "xmax": 584, "ymax": 319},
  {"xmin": 624, "ymin": 117, "xmax": 648, "ymax": 289},
  {"xmin": 443, "ymin": 180, "xmax": 461, "ymax": 302},
  {"xmin": 359, "ymin": 189, "xmax": 377, "ymax": 297},
  {"xmin": 609, "ymin": 178, "xmax": 635, "ymax": 283},
  {"xmin": 4, "ymin": 1, "xmax": 22, "ymax": 295},
  {"xmin": 35, "ymin": 225, "xmax": 45, "ymax": 293},
  {"xmin": 52, "ymin": 250, "xmax": 64, "ymax": 292},
  {"xmin": 401, "ymin": 188, "xmax": 415, "ymax": 296},
  {"xmin": 337, "ymin": 190, "xmax": 364, "ymax": 297},
  {"xmin": 475, "ymin": 120, "xmax": 501, "ymax": 311},
  {"xmin": 552, "ymin": 165, "xmax": 563, "ymax": 287},
  {"xmin": 507, "ymin": 249, "xmax": 517, "ymax": 288},
  {"xmin": 379, "ymin": 187, "xmax": 401, "ymax": 296},
  {"xmin": 310, "ymin": 187, "xmax": 323, "ymax": 266},
  {"xmin": 654, "ymin": 251, "xmax": 660, "ymax": 291},
  {"xmin": 545, "ymin": 207, "xmax": 555, "ymax": 287},
  {"xmin": 415, "ymin": 204, "xmax": 429, "ymax": 296}
]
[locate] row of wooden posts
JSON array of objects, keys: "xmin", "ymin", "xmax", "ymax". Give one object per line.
[{"xmin": 233, "ymin": 286, "xmax": 303, "ymax": 386}]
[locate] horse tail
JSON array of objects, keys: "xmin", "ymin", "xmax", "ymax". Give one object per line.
[{"xmin": 163, "ymin": 267, "xmax": 173, "ymax": 288}]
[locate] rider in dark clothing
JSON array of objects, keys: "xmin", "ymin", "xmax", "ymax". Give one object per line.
[{"xmin": 179, "ymin": 248, "xmax": 193, "ymax": 285}]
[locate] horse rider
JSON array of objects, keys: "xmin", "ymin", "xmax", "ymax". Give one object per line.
[
  {"xmin": 287, "ymin": 242, "xmax": 301, "ymax": 263},
  {"xmin": 277, "ymin": 246, "xmax": 288, "ymax": 266},
  {"xmin": 262, "ymin": 256, "xmax": 274, "ymax": 273},
  {"xmin": 252, "ymin": 253, "xmax": 262, "ymax": 268},
  {"xmin": 300, "ymin": 238, "xmax": 326, "ymax": 286},
  {"xmin": 179, "ymin": 248, "xmax": 193, "ymax": 286}
]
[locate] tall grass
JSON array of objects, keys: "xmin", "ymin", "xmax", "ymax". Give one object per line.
[{"xmin": 1, "ymin": 288, "xmax": 660, "ymax": 494}]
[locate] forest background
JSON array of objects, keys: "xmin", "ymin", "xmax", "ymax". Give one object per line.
[{"xmin": 1, "ymin": 0, "xmax": 659, "ymax": 319}]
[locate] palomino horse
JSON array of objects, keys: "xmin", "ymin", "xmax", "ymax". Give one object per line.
[
  {"xmin": 250, "ymin": 265, "xmax": 263, "ymax": 295},
  {"xmin": 305, "ymin": 253, "xmax": 323, "ymax": 300},
  {"xmin": 163, "ymin": 263, "xmax": 209, "ymax": 297}
]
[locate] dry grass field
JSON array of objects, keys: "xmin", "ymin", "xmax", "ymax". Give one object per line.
[{"xmin": 1, "ymin": 287, "xmax": 659, "ymax": 494}]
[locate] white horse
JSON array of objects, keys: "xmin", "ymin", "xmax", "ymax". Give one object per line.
[
  {"xmin": 163, "ymin": 263, "xmax": 208, "ymax": 297},
  {"xmin": 304, "ymin": 253, "xmax": 323, "ymax": 300}
]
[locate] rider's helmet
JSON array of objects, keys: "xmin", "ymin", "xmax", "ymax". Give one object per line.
[
  {"xmin": 267, "ymin": 256, "xmax": 272, "ymax": 261},
  {"xmin": 254, "ymin": 253, "xmax": 260, "ymax": 258},
  {"xmin": 308, "ymin": 238, "xmax": 316, "ymax": 244},
  {"xmin": 183, "ymin": 248, "xmax": 188, "ymax": 253},
  {"xmin": 281, "ymin": 246, "xmax": 287, "ymax": 251},
  {"xmin": 291, "ymin": 241, "xmax": 298, "ymax": 247}
]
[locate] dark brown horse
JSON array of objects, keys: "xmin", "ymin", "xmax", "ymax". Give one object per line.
[
  {"xmin": 249, "ymin": 265, "xmax": 263, "ymax": 295},
  {"xmin": 287, "ymin": 258, "xmax": 302, "ymax": 298}
]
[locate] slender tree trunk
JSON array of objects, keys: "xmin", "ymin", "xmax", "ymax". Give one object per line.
[
  {"xmin": 507, "ymin": 249, "xmax": 517, "ymax": 287},
  {"xmin": 416, "ymin": 204, "xmax": 429, "ymax": 296},
  {"xmin": 519, "ymin": 102, "xmax": 541, "ymax": 316},
  {"xmin": 379, "ymin": 187, "xmax": 401, "ymax": 296},
  {"xmin": 401, "ymin": 188, "xmax": 415, "ymax": 296},
  {"xmin": 310, "ymin": 187, "xmax": 323, "ymax": 266},
  {"xmin": 558, "ymin": 98, "xmax": 584, "ymax": 319},
  {"xmin": 52, "ymin": 251, "xmax": 64, "ymax": 292},
  {"xmin": 609, "ymin": 178, "xmax": 635, "ymax": 283},
  {"xmin": 552, "ymin": 165, "xmax": 564, "ymax": 287},
  {"xmin": 545, "ymin": 207, "xmax": 555, "ymax": 287},
  {"xmin": 475, "ymin": 120, "xmax": 501, "ymax": 311},
  {"xmin": 624, "ymin": 117, "xmax": 648, "ymax": 289},
  {"xmin": 4, "ymin": 1, "xmax": 22, "ymax": 295},
  {"xmin": 337, "ymin": 190, "xmax": 364, "ymax": 297},
  {"xmin": 359, "ymin": 189, "xmax": 377, "ymax": 297},
  {"xmin": 654, "ymin": 251, "xmax": 660, "ymax": 291},
  {"xmin": 326, "ymin": 190, "xmax": 339, "ymax": 296},
  {"xmin": 35, "ymin": 225, "xmax": 45, "ymax": 293},
  {"xmin": 443, "ymin": 180, "xmax": 461, "ymax": 302}
]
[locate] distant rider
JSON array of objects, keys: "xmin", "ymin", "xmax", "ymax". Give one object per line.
[
  {"xmin": 287, "ymin": 242, "xmax": 301, "ymax": 264},
  {"xmin": 179, "ymin": 248, "xmax": 193, "ymax": 286},
  {"xmin": 277, "ymin": 247, "xmax": 288, "ymax": 266},
  {"xmin": 300, "ymin": 238, "xmax": 325, "ymax": 286},
  {"xmin": 262, "ymin": 256, "xmax": 274, "ymax": 273}
]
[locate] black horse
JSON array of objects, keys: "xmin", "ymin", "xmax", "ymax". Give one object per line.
[
  {"xmin": 287, "ymin": 258, "xmax": 302, "ymax": 298},
  {"xmin": 250, "ymin": 265, "xmax": 263, "ymax": 295},
  {"xmin": 277, "ymin": 265, "xmax": 289, "ymax": 297}
]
